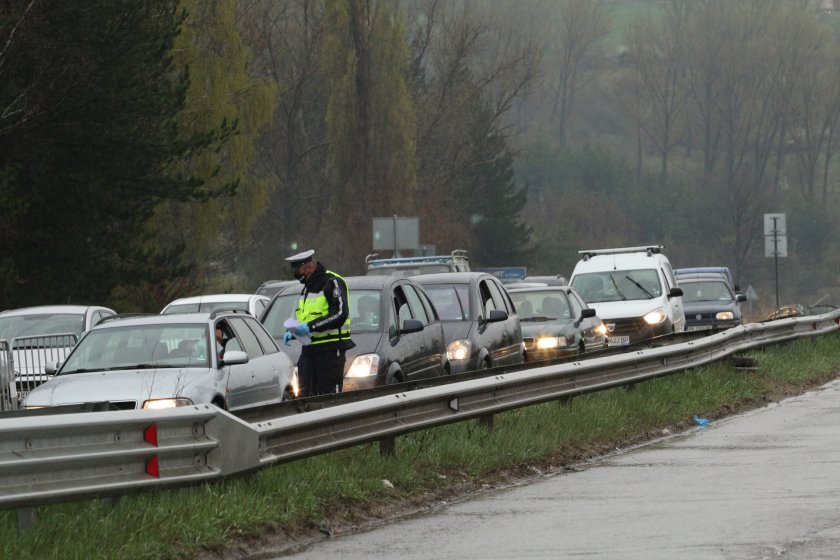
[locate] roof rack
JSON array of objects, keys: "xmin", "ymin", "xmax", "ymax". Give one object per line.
[{"xmin": 578, "ymin": 245, "xmax": 663, "ymax": 261}]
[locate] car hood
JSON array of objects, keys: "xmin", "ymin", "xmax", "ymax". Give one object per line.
[
  {"xmin": 275, "ymin": 332, "xmax": 384, "ymax": 368},
  {"xmin": 23, "ymin": 367, "xmax": 215, "ymax": 407},
  {"xmin": 441, "ymin": 321, "xmax": 474, "ymax": 343},
  {"xmin": 520, "ymin": 320, "xmax": 574, "ymax": 338},
  {"xmin": 586, "ymin": 300, "xmax": 667, "ymax": 320}
]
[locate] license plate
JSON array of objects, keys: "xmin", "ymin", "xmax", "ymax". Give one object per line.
[
  {"xmin": 608, "ymin": 336, "xmax": 629, "ymax": 346},
  {"xmin": 686, "ymin": 325, "xmax": 712, "ymax": 332}
]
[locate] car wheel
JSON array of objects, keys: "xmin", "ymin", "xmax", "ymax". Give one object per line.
[
  {"xmin": 212, "ymin": 396, "xmax": 226, "ymax": 410},
  {"xmin": 386, "ymin": 371, "xmax": 403, "ymax": 385},
  {"xmin": 577, "ymin": 342, "xmax": 585, "ymax": 356},
  {"xmin": 281, "ymin": 387, "xmax": 293, "ymax": 401},
  {"xmin": 481, "ymin": 358, "xmax": 491, "ymax": 370}
]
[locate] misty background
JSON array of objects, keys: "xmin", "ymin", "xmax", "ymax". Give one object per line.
[{"xmin": 1, "ymin": 0, "xmax": 838, "ymax": 316}]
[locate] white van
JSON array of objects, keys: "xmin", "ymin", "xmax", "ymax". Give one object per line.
[{"xmin": 569, "ymin": 246, "xmax": 685, "ymax": 346}]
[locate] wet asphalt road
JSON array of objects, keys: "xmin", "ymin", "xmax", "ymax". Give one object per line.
[{"xmin": 280, "ymin": 379, "xmax": 840, "ymax": 559}]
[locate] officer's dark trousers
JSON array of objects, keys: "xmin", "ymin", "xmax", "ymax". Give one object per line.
[{"xmin": 298, "ymin": 347, "xmax": 345, "ymax": 397}]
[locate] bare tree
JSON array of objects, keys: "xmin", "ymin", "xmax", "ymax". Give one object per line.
[{"xmin": 548, "ymin": 0, "xmax": 609, "ymax": 146}]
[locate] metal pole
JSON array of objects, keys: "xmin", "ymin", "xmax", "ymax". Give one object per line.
[
  {"xmin": 773, "ymin": 217, "xmax": 780, "ymax": 308},
  {"xmin": 393, "ymin": 215, "xmax": 400, "ymax": 258}
]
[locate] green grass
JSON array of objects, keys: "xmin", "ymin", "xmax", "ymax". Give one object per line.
[{"xmin": 3, "ymin": 333, "xmax": 840, "ymax": 559}]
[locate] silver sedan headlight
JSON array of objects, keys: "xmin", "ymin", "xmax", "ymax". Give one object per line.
[{"xmin": 143, "ymin": 398, "xmax": 193, "ymax": 409}]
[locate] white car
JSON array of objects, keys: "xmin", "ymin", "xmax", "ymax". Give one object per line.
[
  {"xmin": 161, "ymin": 294, "xmax": 269, "ymax": 318},
  {"xmin": 24, "ymin": 310, "xmax": 296, "ymax": 411},
  {"xmin": 569, "ymin": 246, "xmax": 685, "ymax": 347}
]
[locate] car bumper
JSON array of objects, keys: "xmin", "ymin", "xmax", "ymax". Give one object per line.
[{"xmin": 604, "ymin": 318, "xmax": 674, "ymax": 346}]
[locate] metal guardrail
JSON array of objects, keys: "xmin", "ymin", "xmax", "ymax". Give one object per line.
[
  {"xmin": 10, "ymin": 333, "xmax": 78, "ymax": 404},
  {"xmin": 0, "ymin": 311, "xmax": 837, "ymax": 510},
  {"xmin": 0, "ymin": 341, "xmax": 15, "ymax": 412}
]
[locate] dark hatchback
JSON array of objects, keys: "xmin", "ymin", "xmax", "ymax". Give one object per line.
[
  {"xmin": 259, "ymin": 275, "xmax": 449, "ymax": 391},
  {"xmin": 412, "ymin": 272, "xmax": 524, "ymax": 374},
  {"xmin": 677, "ymin": 272, "xmax": 746, "ymax": 331},
  {"xmin": 507, "ymin": 285, "xmax": 608, "ymax": 362}
]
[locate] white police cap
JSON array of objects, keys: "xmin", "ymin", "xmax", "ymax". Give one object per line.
[{"xmin": 285, "ymin": 249, "xmax": 315, "ymax": 267}]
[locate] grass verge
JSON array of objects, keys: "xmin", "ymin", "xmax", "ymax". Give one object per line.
[{"xmin": 3, "ymin": 333, "xmax": 840, "ymax": 559}]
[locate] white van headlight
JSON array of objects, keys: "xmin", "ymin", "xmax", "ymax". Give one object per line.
[{"xmin": 643, "ymin": 308, "xmax": 667, "ymax": 325}]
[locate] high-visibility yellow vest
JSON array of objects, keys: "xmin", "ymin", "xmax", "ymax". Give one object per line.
[{"xmin": 295, "ymin": 271, "xmax": 352, "ymax": 345}]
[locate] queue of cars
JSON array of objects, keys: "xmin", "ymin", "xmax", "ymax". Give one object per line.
[{"xmin": 3, "ymin": 244, "xmax": 749, "ymax": 410}]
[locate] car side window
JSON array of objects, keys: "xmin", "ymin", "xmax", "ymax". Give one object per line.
[
  {"xmin": 242, "ymin": 316, "xmax": 279, "ymax": 354},
  {"xmin": 567, "ymin": 292, "xmax": 583, "ymax": 318},
  {"xmin": 393, "ymin": 286, "xmax": 412, "ymax": 329},
  {"xmin": 485, "ymin": 280, "xmax": 508, "ymax": 314},
  {"xmin": 479, "ymin": 280, "xmax": 499, "ymax": 317},
  {"xmin": 662, "ymin": 264, "xmax": 678, "ymax": 291},
  {"xmin": 417, "ymin": 288, "xmax": 439, "ymax": 321},
  {"xmin": 228, "ymin": 317, "xmax": 264, "ymax": 358},
  {"xmin": 569, "ymin": 291, "xmax": 587, "ymax": 313},
  {"xmin": 403, "ymin": 284, "xmax": 430, "ymax": 325}
]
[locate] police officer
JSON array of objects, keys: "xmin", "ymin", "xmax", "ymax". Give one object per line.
[{"xmin": 283, "ymin": 250, "xmax": 354, "ymax": 396}]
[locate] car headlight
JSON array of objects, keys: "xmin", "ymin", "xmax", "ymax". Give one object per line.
[
  {"xmin": 346, "ymin": 354, "xmax": 380, "ymax": 378},
  {"xmin": 715, "ymin": 311, "xmax": 735, "ymax": 321},
  {"xmin": 291, "ymin": 366, "xmax": 300, "ymax": 397},
  {"xmin": 643, "ymin": 308, "xmax": 667, "ymax": 325},
  {"xmin": 536, "ymin": 337, "xmax": 568, "ymax": 349},
  {"xmin": 446, "ymin": 339, "xmax": 472, "ymax": 361},
  {"xmin": 143, "ymin": 398, "xmax": 193, "ymax": 409},
  {"xmin": 594, "ymin": 322, "xmax": 608, "ymax": 336}
]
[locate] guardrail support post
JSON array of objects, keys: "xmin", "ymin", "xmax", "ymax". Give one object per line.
[
  {"xmin": 558, "ymin": 395, "xmax": 573, "ymax": 408},
  {"xmin": 379, "ymin": 436, "xmax": 396, "ymax": 457},
  {"xmin": 16, "ymin": 508, "xmax": 37, "ymax": 532},
  {"xmin": 478, "ymin": 414, "xmax": 494, "ymax": 430},
  {"xmin": 624, "ymin": 383, "xmax": 636, "ymax": 392}
]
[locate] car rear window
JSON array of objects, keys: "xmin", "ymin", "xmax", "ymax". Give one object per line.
[{"xmin": 423, "ymin": 285, "xmax": 470, "ymax": 321}]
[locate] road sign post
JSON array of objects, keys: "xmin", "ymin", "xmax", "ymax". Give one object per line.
[{"xmin": 764, "ymin": 213, "xmax": 787, "ymax": 308}]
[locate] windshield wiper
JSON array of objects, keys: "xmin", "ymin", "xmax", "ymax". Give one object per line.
[
  {"xmin": 624, "ymin": 275, "xmax": 654, "ymax": 298},
  {"xmin": 58, "ymin": 368, "xmax": 99, "ymax": 375},
  {"xmin": 609, "ymin": 274, "xmax": 627, "ymax": 300}
]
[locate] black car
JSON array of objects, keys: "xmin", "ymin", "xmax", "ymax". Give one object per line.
[
  {"xmin": 412, "ymin": 272, "xmax": 524, "ymax": 374},
  {"xmin": 507, "ymin": 285, "xmax": 607, "ymax": 362},
  {"xmin": 677, "ymin": 272, "xmax": 746, "ymax": 331},
  {"xmin": 259, "ymin": 275, "xmax": 449, "ymax": 391}
]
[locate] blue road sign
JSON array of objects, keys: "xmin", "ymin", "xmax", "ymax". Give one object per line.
[{"xmin": 482, "ymin": 267, "xmax": 527, "ymax": 284}]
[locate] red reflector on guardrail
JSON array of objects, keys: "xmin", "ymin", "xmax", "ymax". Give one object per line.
[
  {"xmin": 143, "ymin": 425, "xmax": 158, "ymax": 446},
  {"xmin": 145, "ymin": 456, "xmax": 160, "ymax": 478}
]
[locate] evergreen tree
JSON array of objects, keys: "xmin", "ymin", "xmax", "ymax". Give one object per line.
[{"xmin": 0, "ymin": 1, "xmax": 233, "ymax": 309}]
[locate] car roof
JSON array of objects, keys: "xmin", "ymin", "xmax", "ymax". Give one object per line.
[
  {"xmin": 507, "ymin": 285, "xmax": 574, "ymax": 294},
  {"xmin": 0, "ymin": 305, "xmax": 109, "ymax": 317},
  {"xmin": 572, "ymin": 251, "xmax": 670, "ymax": 274},
  {"xmin": 271, "ymin": 275, "xmax": 401, "ymax": 295},
  {"xmin": 676, "ymin": 273, "xmax": 729, "ymax": 282},
  {"xmin": 165, "ymin": 294, "xmax": 263, "ymax": 305},
  {"xmin": 91, "ymin": 311, "xmax": 221, "ymax": 330},
  {"xmin": 410, "ymin": 272, "xmax": 489, "ymax": 284}
]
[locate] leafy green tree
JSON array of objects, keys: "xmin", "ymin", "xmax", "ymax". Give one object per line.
[
  {"xmin": 0, "ymin": 0, "xmax": 232, "ymax": 309},
  {"xmin": 149, "ymin": 1, "xmax": 279, "ymax": 299},
  {"xmin": 321, "ymin": 0, "xmax": 417, "ymax": 270}
]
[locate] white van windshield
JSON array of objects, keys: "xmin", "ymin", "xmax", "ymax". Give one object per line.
[{"xmin": 571, "ymin": 270, "xmax": 662, "ymax": 303}]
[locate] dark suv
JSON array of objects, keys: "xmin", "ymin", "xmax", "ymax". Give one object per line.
[{"xmin": 412, "ymin": 272, "xmax": 524, "ymax": 374}]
